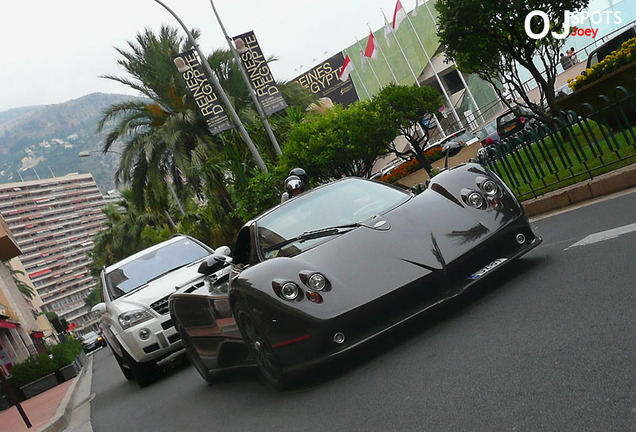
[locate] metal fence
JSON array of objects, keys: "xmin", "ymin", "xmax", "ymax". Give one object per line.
[{"xmin": 476, "ymin": 83, "xmax": 636, "ymax": 201}]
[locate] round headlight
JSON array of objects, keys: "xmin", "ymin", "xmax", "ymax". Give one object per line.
[
  {"xmin": 467, "ymin": 192, "xmax": 485, "ymax": 208},
  {"xmin": 481, "ymin": 180, "xmax": 498, "ymax": 196},
  {"xmin": 280, "ymin": 282, "xmax": 300, "ymax": 300},
  {"xmin": 308, "ymin": 273, "xmax": 326, "ymax": 291}
]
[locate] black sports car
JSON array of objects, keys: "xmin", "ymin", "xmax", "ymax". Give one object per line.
[{"xmin": 169, "ymin": 163, "xmax": 542, "ymax": 389}]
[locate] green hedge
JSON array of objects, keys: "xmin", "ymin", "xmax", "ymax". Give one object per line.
[{"xmin": 10, "ymin": 338, "xmax": 83, "ymax": 387}]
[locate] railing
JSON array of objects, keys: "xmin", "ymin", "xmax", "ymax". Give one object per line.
[{"xmin": 476, "ymin": 84, "xmax": 636, "ymax": 201}]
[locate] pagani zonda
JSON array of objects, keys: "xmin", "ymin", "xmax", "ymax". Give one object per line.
[{"xmin": 169, "ymin": 163, "xmax": 542, "ymax": 389}]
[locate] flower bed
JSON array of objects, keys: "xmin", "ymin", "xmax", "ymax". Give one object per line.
[
  {"xmin": 569, "ymin": 37, "xmax": 636, "ymax": 91},
  {"xmin": 379, "ymin": 147, "xmax": 443, "ymax": 183}
]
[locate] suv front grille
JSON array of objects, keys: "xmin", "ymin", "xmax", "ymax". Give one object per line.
[{"xmin": 150, "ymin": 295, "xmax": 171, "ymax": 315}]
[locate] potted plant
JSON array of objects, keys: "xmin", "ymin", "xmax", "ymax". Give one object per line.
[
  {"xmin": 11, "ymin": 353, "xmax": 59, "ymax": 398},
  {"xmin": 52, "ymin": 339, "xmax": 83, "ymax": 382}
]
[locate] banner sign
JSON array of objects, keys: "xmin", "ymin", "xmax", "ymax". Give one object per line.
[
  {"xmin": 173, "ymin": 50, "xmax": 233, "ymax": 135},
  {"xmin": 292, "ymin": 52, "xmax": 359, "ymax": 108},
  {"xmin": 232, "ymin": 31, "xmax": 288, "ymax": 116}
]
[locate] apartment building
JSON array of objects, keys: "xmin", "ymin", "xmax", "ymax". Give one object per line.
[
  {"xmin": 1, "ymin": 214, "xmax": 48, "ymax": 375},
  {"xmin": 0, "ymin": 173, "xmax": 106, "ymax": 334}
]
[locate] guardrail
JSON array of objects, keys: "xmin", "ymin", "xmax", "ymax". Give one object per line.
[{"xmin": 476, "ymin": 83, "xmax": 636, "ymax": 200}]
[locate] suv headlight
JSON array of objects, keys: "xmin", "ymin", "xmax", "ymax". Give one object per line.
[{"xmin": 118, "ymin": 309, "xmax": 153, "ymax": 329}]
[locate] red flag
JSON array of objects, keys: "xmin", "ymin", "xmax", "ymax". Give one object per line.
[
  {"xmin": 392, "ymin": 0, "xmax": 407, "ymax": 32},
  {"xmin": 338, "ymin": 55, "xmax": 354, "ymax": 81},
  {"xmin": 363, "ymin": 32, "xmax": 378, "ymax": 60}
]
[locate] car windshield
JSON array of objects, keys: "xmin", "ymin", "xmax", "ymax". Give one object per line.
[
  {"xmin": 104, "ymin": 238, "xmax": 210, "ymax": 300},
  {"xmin": 454, "ymin": 130, "xmax": 475, "ymax": 143},
  {"xmin": 82, "ymin": 331, "xmax": 98, "ymax": 342},
  {"xmin": 256, "ymin": 178, "xmax": 409, "ymax": 259}
]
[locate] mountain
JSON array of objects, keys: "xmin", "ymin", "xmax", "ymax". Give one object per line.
[{"xmin": 0, "ymin": 93, "xmax": 134, "ymax": 193}]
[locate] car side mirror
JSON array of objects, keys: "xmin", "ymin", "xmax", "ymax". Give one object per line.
[
  {"xmin": 198, "ymin": 246, "xmax": 232, "ymax": 275},
  {"xmin": 91, "ymin": 302, "xmax": 107, "ymax": 316}
]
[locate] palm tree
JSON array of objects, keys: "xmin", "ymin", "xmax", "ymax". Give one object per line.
[
  {"xmin": 97, "ymin": 26, "xmax": 316, "ymax": 239},
  {"xmin": 89, "ymin": 189, "xmax": 171, "ymax": 276},
  {"xmin": 6, "ymin": 263, "xmax": 36, "ymax": 299}
]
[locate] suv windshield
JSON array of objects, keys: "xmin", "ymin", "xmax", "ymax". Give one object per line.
[
  {"xmin": 105, "ymin": 237, "xmax": 210, "ymax": 300},
  {"xmin": 256, "ymin": 178, "xmax": 409, "ymax": 259}
]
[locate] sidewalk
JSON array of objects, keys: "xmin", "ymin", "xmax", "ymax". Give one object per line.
[{"xmin": 0, "ymin": 355, "xmax": 93, "ymax": 432}]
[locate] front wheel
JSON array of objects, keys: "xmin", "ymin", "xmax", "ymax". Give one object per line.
[
  {"xmin": 111, "ymin": 347, "xmax": 134, "ymax": 381},
  {"xmin": 120, "ymin": 348, "xmax": 158, "ymax": 387},
  {"xmin": 234, "ymin": 304, "xmax": 287, "ymax": 391}
]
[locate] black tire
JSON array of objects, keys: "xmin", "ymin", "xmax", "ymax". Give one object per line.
[
  {"xmin": 111, "ymin": 347, "xmax": 134, "ymax": 381},
  {"xmin": 120, "ymin": 347, "xmax": 158, "ymax": 387},
  {"xmin": 234, "ymin": 304, "xmax": 287, "ymax": 391},
  {"xmin": 177, "ymin": 325, "xmax": 214, "ymax": 386}
]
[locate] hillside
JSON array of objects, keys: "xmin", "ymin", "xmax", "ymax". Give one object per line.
[{"xmin": 0, "ymin": 93, "xmax": 134, "ymax": 193}]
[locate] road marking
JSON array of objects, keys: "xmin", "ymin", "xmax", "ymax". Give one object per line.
[{"xmin": 564, "ymin": 222, "xmax": 636, "ymax": 250}]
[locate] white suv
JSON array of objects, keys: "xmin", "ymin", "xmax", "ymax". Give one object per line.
[{"xmin": 91, "ymin": 234, "xmax": 223, "ymax": 386}]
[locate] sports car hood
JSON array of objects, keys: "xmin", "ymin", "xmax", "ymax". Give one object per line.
[{"xmin": 112, "ymin": 261, "xmax": 205, "ymax": 310}]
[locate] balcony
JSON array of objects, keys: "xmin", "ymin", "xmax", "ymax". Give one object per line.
[{"xmin": 0, "ymin": 216, "xmax": 21, "ymax": 260}]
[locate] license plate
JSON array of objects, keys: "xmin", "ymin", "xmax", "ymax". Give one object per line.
[
  {"xmin": 505, "ymin": 125, "xmax": 515, "ymax": 132},
  {"xmin": 468, "ymin": 258, "xmax": 508, "ymax": 279}
]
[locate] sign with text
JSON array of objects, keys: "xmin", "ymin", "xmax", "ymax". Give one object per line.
[
  {"xmin": 232, "ymin": 31, "xmax": 288, "ymax": 116},
  {"xmin": 292, "ymin": 52, "xmax": 359, "ymax": 108},
  {"xmin": 173, "ymin": 50, "xmax": 233, "ymax": 135}
]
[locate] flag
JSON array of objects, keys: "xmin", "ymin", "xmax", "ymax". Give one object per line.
[
  {"xmin": 413, "ymin": 0, "xmax": 421, "ymax": 16},
  {"xmin": 392, "ymin": 0, "xmax": 407, "ymax": 32},
  {"xmin": 360, "ymin": 49, "xmax": 366, "ymax": 71},
  {"xmin": 384, "ymin": 16, "xmax": 392, "ymax": 46},
  {"xmin": 363, "ymin": 32, "xmax": 378, "ymax": 60},
  {"xmin": 338, "ymin": 55, "xmax": 354, "ymax": 81}
]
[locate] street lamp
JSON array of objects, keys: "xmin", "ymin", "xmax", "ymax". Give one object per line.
[{"xmin": 153, "ymin": 0, "xmax": 269, "ymax": 172}]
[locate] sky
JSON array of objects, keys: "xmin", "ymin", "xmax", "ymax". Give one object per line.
[{"xmin": 0, "ymin": 0, "xmax": 424, "ymax": 112}]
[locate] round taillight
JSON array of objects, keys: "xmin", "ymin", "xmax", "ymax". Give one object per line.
[
  {"xmin": 308, "ymin": 273, "xmax": 326, "ymax": 291},
  {"xmin": 484, "ymin": 137, "xmax": 493, "ymax": 145},
  {"xmin": 481, "ymin": 180, "xmax": 498, "ymax": 196},
  {"xmin": 280, "ymin": 283, "xmax": 300, "ymax": 301},
  {"xmin": 519, "ymin": 117, "xmax": 527, "ymax": 124},
  {"xmin": 467, "ymin": 192, "xmax": 485, "ymax": 208}
]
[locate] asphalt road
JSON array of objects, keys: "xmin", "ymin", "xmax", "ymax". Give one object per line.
[{"xmin": 90, "ymin": 191, "xmax": 636, "ymax": 432}]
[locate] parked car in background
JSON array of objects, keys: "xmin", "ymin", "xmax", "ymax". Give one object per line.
[
  {"xmin": 423, "ymin": 129, "xmax": 479, "ymax": 153},
  {"xmin": 475, "ymin": 120, "xmax": 500, "ymax": 147},
  {"xmin": 496, "ymin": 106, "xmax": 536, "ymax": 139},
  {"xmin": 81, "ymin": 331, "xmax": 107, "ymax": 354},
  {"xmin": 171, "ymin": 167, "xmax": 542, "ymax": 390},
  {"xmin": 91, "ymin": 234, "xmax": 228, "ymax": 386}
]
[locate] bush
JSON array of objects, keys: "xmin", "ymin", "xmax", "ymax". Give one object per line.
[
  {"xmin": 50, "ymin": 339, "xmax": 83, "ymax": 368},
  {"xmin": 10, "ymin": 338, "xmax": 83, "ymax": 386},
  {"xmin": 10, "ymin": 354, "xmax": 58, "ymax": 387}
]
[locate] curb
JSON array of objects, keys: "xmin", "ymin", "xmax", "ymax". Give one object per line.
[
  {"xmin": 40, "ymin": 355, "xmax": 93, "ymax": 432},
  {"xmin": 522, "ymin": 164, "xmax": 636, "ymax": 217}
]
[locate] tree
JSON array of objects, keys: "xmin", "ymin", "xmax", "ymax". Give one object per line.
[
  {"xmin": 282, "ymin": 101, "xmax": 396, "ymax": 183},
  {"xmin": 89, "ymin": 190, "xmax": 172, "ymax": 277},
  {"xmin": 372, "ymin": 84, "xmax": 444, "ymax": 174},
  {"xmin": 6, "ymin": 263, "xmax": 35, "ymax": 299},
  {"xmin": 436, "ymin": 0, "xmax": 589, "ymax": 122}
]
